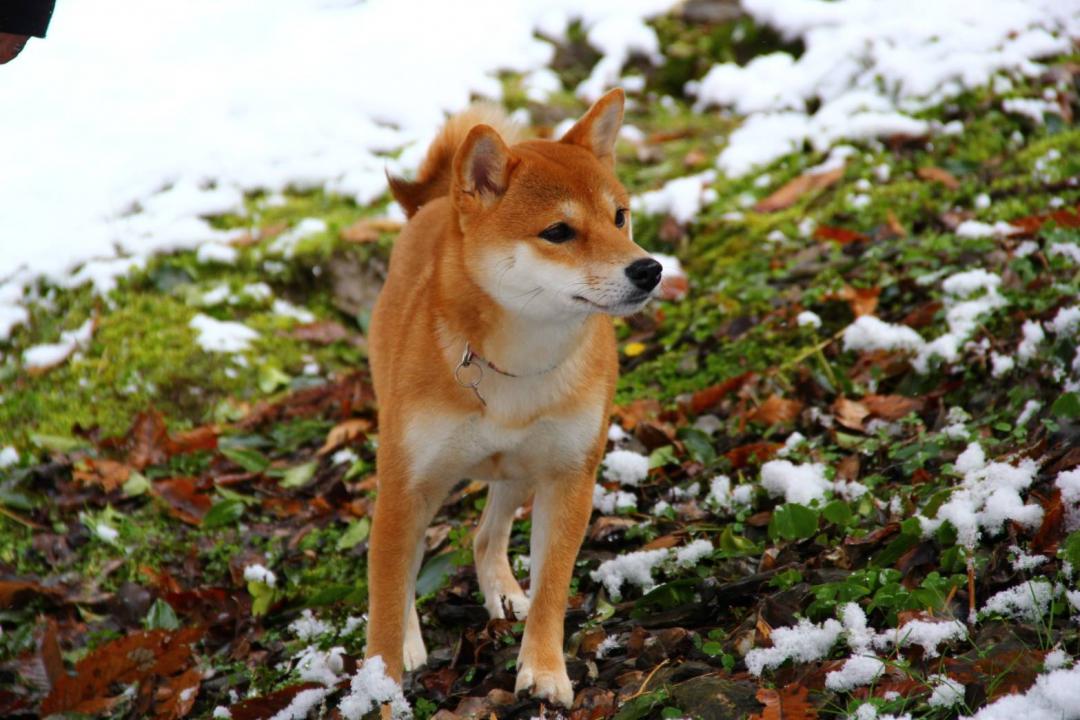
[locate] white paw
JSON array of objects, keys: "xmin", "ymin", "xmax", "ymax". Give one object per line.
[
  {"xmin": 515, "ymin": 660, "xmax": 573, "ymax": 708},
  {"xmin": 403, "ymin": 630, "xmax": 428, "ymax": 672},
  {"xmin": 486, "ymin": 592, "xmax": 531, "ymax": 621}
]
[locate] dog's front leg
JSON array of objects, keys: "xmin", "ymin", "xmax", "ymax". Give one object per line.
[
  {"xmin": 515, "ymin": 471, "xmax": 594, "ymax": 707},
  {"xmin": 365, "ymin": 460, "xmax": 447, "ymax": 682}
]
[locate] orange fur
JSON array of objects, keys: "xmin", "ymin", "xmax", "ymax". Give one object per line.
[{"xmin": 365, "ymin": 89, "xmax": 660, "ymax": 707}]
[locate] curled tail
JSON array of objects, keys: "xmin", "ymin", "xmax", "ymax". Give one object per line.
[{"xmin": 388, "ymin": 103, "xmax": 523, "ymax": 218}]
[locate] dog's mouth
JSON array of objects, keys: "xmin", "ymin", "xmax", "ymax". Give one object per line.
[{"xmin": 572, "ymin": 292, "xmax": 650, "ymax": 314}]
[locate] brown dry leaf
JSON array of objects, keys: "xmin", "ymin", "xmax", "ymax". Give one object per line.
[
  {"xmin": 755, "ymin": 166, "xmax": 845, "ymax": 213},
  {"xmin": 152, "ymin": 478, "xmax": 212, "ymax": 526},
  {"xmin": 829, "ymin": 285, "xmax": 881, "ymax": 318},
  {"xmin": 862, "ymin": 394, "xmax": 924, "ymax": 420},
  {"xmin": 613, "ymin": 398, "xmax": 662, "ymax": 431},
  {"xmin": 750, "ymin": 684, "xmax": 816, "ymax": 720},
  {"xmin": 687, "ymin": 372, "xmax": 755, "ymax": 415},
  {"xmin": 658, "ymin": 274, "xmax": 689, "ymax": 301},
  {"xmin": 641, "ymin": 534, "xmax": 682, "ymax": 551},
  {"xmin": 814, "ymin": 225, "xmax": 868, "ymax": 245},
  {"xmin": 341, "ymin": 217, "xmax": 402, "ymax": 243},
  {"xmin": 72, "ymin": 458, "xmax": 131, "ymax": 493},
  {"xmin": 169, "ymin": 426, "xmax": 218, "ymax": 455},
  {"xmin": 589, "ymin": 515, "xmax": 637, "ymax": 542},
  {"xmin": 883, "ymin": 210, "xmax": 907, "ymax": 238},
  {"xmin": 228, "ymin": 683, "xmax": 324, "ymax": 720},
  {"xmin": 288, "ymin": 320, "xmax": 352, "ymax": 345},
  {"xmin": 1032, "ymin": 489, "xmax": 1064, "ymax": 553},
  {"xmin": 747, "ymin": 395, "xmax": 803, "ymax": 426},
  {"xmin": 917, "ymin": 166, "xmax": 960, "ymax": 189},
  {"xmin": 833, "ymin": 397, "xmax": 870, "ymax": 432},
  {"xmin": 155, "ymin": 666, "xmax": 201, "ymax": 719},
  {"xmin": 0, "ymin": 578, "xmax": 64, "ymax": 608},
  {"xmin": 41, "ymin": 628, "xmax": 203, "ymax": 717},
  {"xmin": 725, "ymin": 442, "xmax": 784, "ymax": 469},
  {"xmin": 317, "ymin": 418, "xmax": 373, "ymax": 455}
]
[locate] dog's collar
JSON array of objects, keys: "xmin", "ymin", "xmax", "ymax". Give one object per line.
[{"xmin": 453, "ymin": 342, "xmax": 560, "ymax": 406}]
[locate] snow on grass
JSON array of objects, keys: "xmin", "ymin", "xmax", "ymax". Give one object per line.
[
  {"xmin": 1, "ymin": 0, "xmax": 676, "ymax": 332},
  {"xmin": 189, "ymin": 314, "xmax": 259, "ymax": 353},
  {"xmin": 963, "ymin": 664, "xmax": 1080, "ymax": 720},
  {"xmin": 913, "ymin": 269, "xmax": 1007, "ymax": 373},
  {"xmin": 22, "ymin": 318, "xmax": 95, "ymax": 370},
  {"xmin": 977, "ymin": 579, "xmax": 1056, "ymax": 623},
  {"xmin": 842, "ymin": 316, "xmax": 925, "ymax": 354},
  {"xmin": 745, "ymin": 617, "xmax": 844, "ymax": 675},
  {"xmin": 1048, "ymin": 306, "xmax": 1080, "ymax": 336},
  {"xmin": 295, "ymin": 645, "xmax": 346, "ymax": 687},
  {"xmin": 1057, "ymin": 468, "xmax": 1080, "ymax": 531},
  {"xmin": 593, "ymin": 485, "xmax": 637, "ymax": 514},
  {"xmin": 590, "ymin": 540, "xmax": 713, "ymax": 600},
  {"xmin": 196, "ymin": 242, "xmax": 239, "ymax": 264},
  {"xmin": 272, "ymin": 299, "xmax": 316, "ymax": 323},
  {"xmin": 338, "ymin": 655, "xmax": 411, "ymax": 720},
  {"xmin": 881, "ymin": 618, "xmax": 968, "ymax": 658},
  {"xmin": 290, "ymin": 609, "xmax": 333, "ymax": 642},
  {"xmin": 269, "ymin": 687, "xmax": 331, "ymax": 720},
  {"xmin": 955, "ymin": 220, "xmax": 1023, "ymax": 238},
  {"xmin": 690, "ymin": 0, "xmax": 1078, "ymax": 176},
  {"xmin": 243, "ymin": 563, "xmax": 277, "ymax": 588},
  {"xmin": 919, "ymin": 442, "xmax": 1041, "ymax": 548},
  {"xmin": 601, "ymin": 449, "xmax": 650, "ymax": 486},
  {"xmin": 1017, "ymin": 320, "xmax": 1046, "ymax": 362},
  {"xmin": 927, "ymin": 674, "xmax": 966, "ymax": 708},
  {"xmin": 760, "ymin": 460, "xmax": 831, "ymax": 505},
  {"xmin": 632, "ymin": 171, "xmax": 717, "ymax": 224},
  {"xmin": 706, "ymin": 475, "xmax": 754, "ymax": 513},
  {"xmin": 1049, "ymin": 242, "xmax": 1080, "ymax": 264},
  {"xmin": 825, "ymin": 654, "xmax": 886, "ymax": 691},
  {"xmin": 797, "ymin": 310, "xmax": 822, "ymax": 328},
  {"xmin": 0, "ymin": 447, "xmax": 18, "ymax": 468}
]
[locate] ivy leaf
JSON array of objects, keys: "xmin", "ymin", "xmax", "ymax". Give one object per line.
[{"xmin": 769, "ymin": 503, "xmax": 820, "ymax": 541}]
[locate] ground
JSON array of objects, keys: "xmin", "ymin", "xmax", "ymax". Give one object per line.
[{"xmin": 2, "ymin": 5, "xmax": 1080, "ymax": 720}]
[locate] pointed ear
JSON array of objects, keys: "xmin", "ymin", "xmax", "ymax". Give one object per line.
[
  {"xmin": 453, "ymin": 124, "xmax": 513, "ymax": 203},
  {"xmin": 560, "ymin": 88, "xmax": 625, "ymax": 165}
]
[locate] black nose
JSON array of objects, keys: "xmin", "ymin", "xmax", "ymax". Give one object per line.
[{"xmin": 624, "ymin": 257, "xmax": 662, "ymax": 292}]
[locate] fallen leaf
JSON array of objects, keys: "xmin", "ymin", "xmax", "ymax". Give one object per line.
[
  {"xmin": 917, "ymin": 166, "xmax": 960, "ymax": 189},
  {"xmin": 317, "ymin": 418, "xmax": 373, "ymax": 455},
  {"xmin": 155, "ymin": 666, "xmax": 201, "ymax": 720},
  {"xmin": 228, "ymin": 683, "xmax": 325, "ymax": 720},
  {"xmin": 814, "ymin": 226, "xmax": 868, "ymax": 245},
  {"xmin": 862, "ymin": 394, "xmax": 924, "ymax": 420},
  {"xmin": 747, "ymin": 395, "xmax": 803, "ymax": 426},
  {"xmin": 755, "ymin": 165, "xmax": 845, "ymax": 213},
  {"xmin": 724, "ymin": 442, "xmax": 784, "ymax": 469},
  {"xmin": 0, "ymin": 578, "xmax": 64, "ymax": 608},
  {"xmin": 829, "ymin": 286, "xmax": 881, "ymax": 317},
  {"xmin": 834, "ymin": 397, "xmax": 871, "ymax": 432},
  {"xmin": 613, "ymin": 398, "xmax": 663, "ymax": 431},
  {"xmin": 72, "ymin": 458, "xmax": 131, "ymax": 493},
  {"xmin": 751, "ymin": 683, "xmax": 816, "ymax": 720},
  {"xmin": 41, "ymin": 628, "xmax": 203, "ymax": 717},
  {"xmin": 658, "ymin": 274, "xmax": 689, "ymax": 301},
  {"xmin": 1031, "ymin": 489, "xmax": 1064, "ymax": 553},
  {"xmin": 288, "ymin": 320, "xmax": 353, "ymax": 345},
  {"xmin": 152, "ymin": 478, "xmax": 212, "ymax": 526},
  {"xmin": 686, "ymin": 372, "xmax": 755, "ymax": 416},
  {"xmin": 883, "ymin": 209, "xmax": 907, "ymax": 238}
]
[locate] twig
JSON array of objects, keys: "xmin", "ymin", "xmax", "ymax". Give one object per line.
[
  {"xmin": 0, "ymin": 504, "xmax": 45, "ymax": 529},
  {"xmin": 626, "ymin": 658, "xmax": 669, "ymax": 701}
]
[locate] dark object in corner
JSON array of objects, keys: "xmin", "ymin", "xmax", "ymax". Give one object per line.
[{"xmin": 1, "ymin": 0, "xmax": 57, "ymax": 38}]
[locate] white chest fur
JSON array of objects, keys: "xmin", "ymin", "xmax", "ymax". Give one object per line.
[{"xmin": 402, "ymin": 390, "xmax": 604, "ymax": 485}]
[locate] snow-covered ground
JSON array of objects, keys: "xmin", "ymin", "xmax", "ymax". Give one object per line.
[
  {"xmin": 2, "ymin": 0, "xmax": 1078, "ymax": 337},
  {"xmin": 1, "ymin": 0, "xmax": 670, "ymax": 337}
]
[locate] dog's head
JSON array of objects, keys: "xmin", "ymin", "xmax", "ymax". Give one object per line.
[{"xmin": 451, "ymin": 89, "xmax": 660, "ymax": 321}]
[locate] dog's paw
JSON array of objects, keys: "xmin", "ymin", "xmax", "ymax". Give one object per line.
[
  {"xmin": 403, "ymin": 631, "xmax": 428, "ymax": 672},
  {"xmin": 515, "ymin": 660, "xmax": 573, "ymax": 708}
]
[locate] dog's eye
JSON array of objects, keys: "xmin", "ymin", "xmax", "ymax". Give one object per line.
[
  {"xmin": 539, "ymin": 222, "xmax": 575, "ymax": 243},
  {"xmin": 615, "ymin": 208, "xmax": 628, "ymax": 229}
]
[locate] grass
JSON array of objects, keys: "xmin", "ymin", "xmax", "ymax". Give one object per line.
[{"xmin": 2, "ymin": 8, "xmax": 1080, "ymax": 720}]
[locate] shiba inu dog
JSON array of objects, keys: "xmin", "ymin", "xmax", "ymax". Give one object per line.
[{"xmin": 365, "ymin": 88, "xmax": 661, "ymax": 707}]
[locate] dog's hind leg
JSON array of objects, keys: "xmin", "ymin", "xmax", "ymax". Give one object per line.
[{"xmin": 474, "ymin": 480, "xmax": 533, "ymax": 620}]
